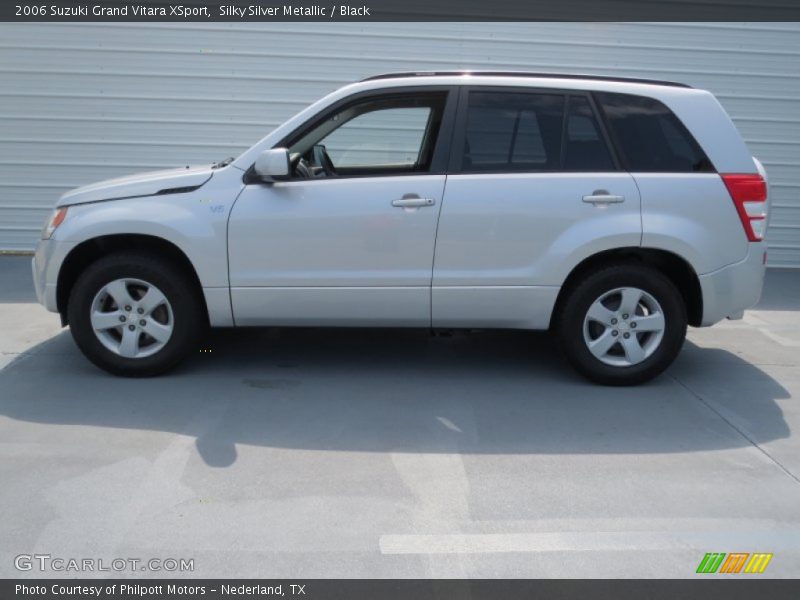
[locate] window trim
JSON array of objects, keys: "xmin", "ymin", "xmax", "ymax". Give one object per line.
[
  {"xmin": 449, "ymin": 85, "xmax": 622, "ymax": 175},
  {"xmin": 269, "ymin": 85, "xmax": 459, "ymax": 181}
]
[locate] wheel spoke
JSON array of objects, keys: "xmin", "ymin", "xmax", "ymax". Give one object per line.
[
  {"xmin": 588, "ymin": 329, "xmax": 618, "ymax": 359},
  {"xmin": 104, "ymin": 279, "xmax": 135, "ymax": 309},
  {"xmin": 118, "ymin": 327, "xmax": 140, "ymax": 358},
  {"xmin": 621, "ymin": 335, "xmax": 646, "ymax": 364},
  {"xmin": 619, "ymin": 288, "xmax": 642, "ymax": 316},
  {"xmin": 586, "ymin": 301, "xmax": 616, "ymax": 326},
  {"xmin": 91, "ymin": 310, "xmax": 123, "ymax": 331},
  {"xmin": 144, "ymin": 318, "xmax": 172, "ymax": 343},
  {"xmin": 139, "ymin": 286, "xmax": 167, "ymax": 315},
  {"xmin": 633, "ymin": 312, "xmax": 665, "ymax": 332}
]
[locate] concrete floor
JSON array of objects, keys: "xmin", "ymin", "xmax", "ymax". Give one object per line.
[{"xmin": 1, "ymin": 255, "xmax": 799, "ymax": 578}]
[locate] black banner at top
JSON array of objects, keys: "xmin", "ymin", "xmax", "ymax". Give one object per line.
[{"xmin": 4, "ymin": 0, "xmax": 800, "ymax": 21}]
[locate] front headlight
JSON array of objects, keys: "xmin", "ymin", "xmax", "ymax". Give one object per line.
[{"xmin": 41, "ymin": 207, "xmax": 68, "ymax": 239}]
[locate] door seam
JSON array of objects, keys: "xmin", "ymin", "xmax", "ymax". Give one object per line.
[{"xmin": 429, "ymin": 174, "xmax": 449, "ymax": 329}]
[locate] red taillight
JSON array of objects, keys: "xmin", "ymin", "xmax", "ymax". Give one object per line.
[{"xmin": 721, "ymin": 173, "xmax": 768, "ymax": 242}]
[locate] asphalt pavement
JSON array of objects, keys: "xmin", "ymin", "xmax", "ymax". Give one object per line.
[{"xmin": 1, "ymin": 256, "xmax": 798, "ymax": 578}]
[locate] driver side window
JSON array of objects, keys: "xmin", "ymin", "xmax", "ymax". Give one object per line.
[
  {"xmin": 324, "ymin": 107, "xmax": 431, "ymax": 169},
  {"xmin": 287, "ymin": 93, "xmax": 447, "ymax": 178}
]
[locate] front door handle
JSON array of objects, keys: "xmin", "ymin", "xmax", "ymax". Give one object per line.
[
  {"xmin": 392, "ymin": 194, "xmax": 436, "ymax": 208},
  {"xmin": 583, "ymin": 189, "xmax": 625, "ymax": 204}
]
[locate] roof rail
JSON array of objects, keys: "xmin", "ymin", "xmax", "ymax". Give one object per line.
[{"xmin": 360, "ymin": 71, "xmax": 692, "ymax": 89}]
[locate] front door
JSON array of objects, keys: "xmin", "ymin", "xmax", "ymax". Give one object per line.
[{"xmin": 228, "ymin": 88, "xmax": 455, "ymax": 326}]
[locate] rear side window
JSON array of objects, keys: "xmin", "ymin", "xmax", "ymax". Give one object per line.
[
  {"xmin": 462, "ymin": 92, "xmax": 565, "ymax": 171},
  {"xmin": 595, "ymin": 92, "xmax": 714, "ymax": 173},
  {"xmin": 563, "ymin": 96, "xmax": 615, "ymax": 171},
  {"xmin": 460, "ymin": 91, "xmax": 616, "ymax": 172}
]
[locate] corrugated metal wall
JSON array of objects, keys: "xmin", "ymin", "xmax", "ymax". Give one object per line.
[{"xmin": 1, "ymin": 22, "xmax": 798, "ymax": 266}]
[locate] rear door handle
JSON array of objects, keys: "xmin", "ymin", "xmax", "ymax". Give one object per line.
[
  {"xmin": 583, "ymin": 190, "xmax": 625, "ymax": 204},
  {"xmin": 392, "ymin": 194, "xmax": 436, "ymax": 208}
]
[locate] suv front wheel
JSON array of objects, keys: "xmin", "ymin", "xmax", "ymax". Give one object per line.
[
  {"xmin": 67, "ymin": 252, "xmax": 206, "ymax": 376},
  {"xmin": 555, "ymin": 264, "xmax": 687, "ymax": 385}
]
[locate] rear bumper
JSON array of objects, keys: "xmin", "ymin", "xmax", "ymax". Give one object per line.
[{"xmin": 698, "ymin": 243, "xmax": 766, "ymax": 326}]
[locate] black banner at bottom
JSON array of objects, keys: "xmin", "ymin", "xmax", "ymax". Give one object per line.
[{"xmin": 3, "ymin": 579, "xmax": 800, "ymax": 600}]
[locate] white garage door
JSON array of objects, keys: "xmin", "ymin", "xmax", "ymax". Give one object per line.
[{"xmin": 1, "ymin": 22, "xmax": 798, "ymax": 266}]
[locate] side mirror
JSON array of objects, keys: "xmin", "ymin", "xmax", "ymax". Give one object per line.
[{"xmin": 253, "ymin": 148, "xmax": 290, "ymax": 182}]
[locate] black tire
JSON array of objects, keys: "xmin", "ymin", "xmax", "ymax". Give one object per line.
[
  {"xmin": 67, "ymin": 252, "xmax": 206, "ymax": 377},
  {"xmin": 555, "ymin": 263, "xmax": 687, "ymax": 386}
]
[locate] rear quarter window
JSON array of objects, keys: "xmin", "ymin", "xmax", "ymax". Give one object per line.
[{"xmin": 594, "ymin": 92, "xmax": 714, "ymax": 173}]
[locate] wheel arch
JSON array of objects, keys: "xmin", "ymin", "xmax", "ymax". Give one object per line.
[
  {"xmin": 56, "ymin": 234, "xmax": 208, "ymax": 326},
  {"xmin": 550, "ymin": 247, "xmax": 703, "ymax": 328}
]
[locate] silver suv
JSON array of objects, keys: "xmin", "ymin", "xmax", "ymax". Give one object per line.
[{"xmin": 32, "ymin": 72, "xmax": 769, "ymax": 385}]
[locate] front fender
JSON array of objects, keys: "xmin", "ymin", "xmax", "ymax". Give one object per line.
[{"xmin": 53, "ymin": 182, "xmax": 239, "ymax": 289}]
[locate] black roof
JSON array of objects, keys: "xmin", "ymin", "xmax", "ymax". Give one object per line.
[{"xmin": 360, "ymin": 71, "xmax": 692, "ymax": 89}]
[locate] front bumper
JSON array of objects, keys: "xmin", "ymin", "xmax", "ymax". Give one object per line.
[
  {"xmin": 698, "ymin": 243, "xmax": 767, "ymax": 326},
  {"xmin": 32, "ymin": 238, "xmax": 77, "ymax": 314}
]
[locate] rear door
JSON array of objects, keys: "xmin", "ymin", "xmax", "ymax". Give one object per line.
[{"xmin": 432, "ymin": 87, "xmax": 641, "ymax": 328}]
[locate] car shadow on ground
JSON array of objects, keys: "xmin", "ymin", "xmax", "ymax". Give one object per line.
[{"xmin": 0, "ymin": 325, "xmax": 790, "ymax": 468}]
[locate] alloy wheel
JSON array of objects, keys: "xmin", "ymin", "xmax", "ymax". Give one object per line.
[
  {"xmin": 90, "ymin": 278, "xmax": 174, "ymax": 358},
  {"xmin": 582, "ymin": 286, "xmax": 666, "ymax": 367}
]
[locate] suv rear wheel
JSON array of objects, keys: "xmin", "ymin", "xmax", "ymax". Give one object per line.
[
  {"xmin": 67, "ymin": 253, "xmax": 205, "ymax": 376},
  {"xmin": 555, "ymin": 264, "xmax": 687, "ymax": 385}
]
